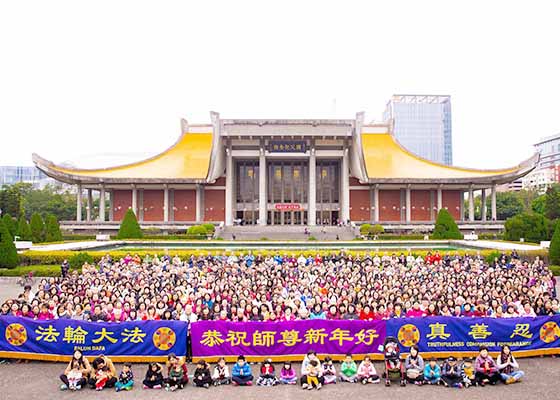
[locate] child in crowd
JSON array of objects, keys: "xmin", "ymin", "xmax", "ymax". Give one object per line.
[
  {"xmin": 115, "ymin": 363, "xmax": 134, "ymax": 392},
  {"xmin": 423, "ymin": 358, "xmax": 441, "ymax": 385},
  {"xmin": 461, "ymin": 358, "xmax": 475, "ymax": 388},
  {"xmin": 304, "ymin": 359, "xmax": 322, "ymax": 390},
  {"xmin": 212, "ymin": 357, "xmax": 231, "ymax": 386},
  {"xmin": 475, "ymin": 346, "xmax": 500, "ymax": 386},
  {"xmin": 67, "ymin": 365, "xmax": 83, "ymax": 391},
  {"xmin": 441, "ymin": 356, "xmax": 463, "ymax": 388},
  {"xmin": 257, "ymin": 359, "xmax": 279, "ymax": 386},
  {"xmin": 279, "ymin": 362, "xmax": 297, "ymax": 385},
  {"xmin": 340, "ymin": 353, "xmax": 358, "ymax": 383},
  {"xmin": 166, "ymin": 363, "xmax": 184, "ymax": 391},
  {"xmin": 143, "ymin": 363, "xmax": 163, "ymax": 389},
  {"xmin": 357, "ymin": 355, "xmax": 379, "ymax": 384},
  {"xmin": 232, "ymin": 355, "xmax": 253, "ymax": 386},
  {"xmin": 95, "ymin": 366, "xmax": 110, "ymax": 391},
  {"xmin": 193, "ymin": 359, "xmax": 213, "ymax": 388},
  {"xmin": 322, "ymin": 356, "xmax": 337, "ymax": 384}
]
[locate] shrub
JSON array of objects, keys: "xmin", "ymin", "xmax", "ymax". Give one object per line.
[
  {"xmin": 2, "ymin": 214, "xmax": 18, "ymax": 237},
  {"xmin": 549, "ymin": 265, "xmax": 560, "ymax": 276},
  {"xmin": 68, "ymin": 252, "xmax": 94, "ymax": 268},
  {"xmin": 308, "ymin": 236, "xmax": 317, "ymax": 241},
  {"xmin": 359, "ymin": 224, "xmax": 372, "ymax": 235},
  {"xmin": 504, "ymin": 213, "xmax": 549, "ymax": 243},
  {"xmin": 30, "ymin": 213, "xmax": 45, "ymax": 243},
  {"xmin": 0, "ymin": 220, "xmax": 18, "ymax": 268},
  {"xmin": 371, "ymin": 224, "xmax": 384, "ymax": 235},
  {"xmin": 431, "ymin": 209, "xmax": 462, "ymax": 239},
  {"xmin": 202, "ymin": 223, "xmax": 215, "ymax": 233},
  {"xmin": 186, "ymin": 225, "xmax": 208, "ymax": 239},
  {"xmin": 549, "ymin": 222, "xmax": 560, "ymax": 265},
  {"xmin": 44, "ymin": 214, "xmax": 63, "ymax": 242},
  {"xmin": 17, "ymin": 215, "xmax": 32, "ymax": 241},
  {"xmin": 117, "ymin": 209, "xmax": 143, "ymax": 239}
]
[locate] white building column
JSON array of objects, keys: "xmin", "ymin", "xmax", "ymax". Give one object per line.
[
  {"xmin": 163, "ymin": 185, "xmax": 169, "ymax": 222},
  {"xmin": 468, "ymin": 184, "xmax": 475, "ymax": 222},
  {"xmin": 225, "ymin": 147, "xmax": 234, "ymax": 226},
  {"xmin": 437, "ymin": 185, "xmax": 443, "ymax": 212},
  {"xmin": 491, "ymin": 184, "xmax": 497, "ymax": 221},
  {"xmin": 108, "ymin": 190, "xmax": 114, "ymax": 221},
  {"xmin": 196, "ymin": 184, "xmax": 203, "ymax": 223},
  {"xmin": 131, "ymin": 186, "xmax": 137, "ymax": 216},
  {"xmin": 76, "ymin": 184, "xmax": 82, "ymax": 222},
  {"xmin": 99, "ymin": 186, "xmax": 105, "ymax": 221},
  {"xmin": 405, "ymin": 184, "xmax": 411, "ymax": 223},
  {"xmin": 86, "ymin": 189, "xmax": 92, "ymax": 221},
  {"xmin": 373, "ymin": 184, "xmax": 380, "ymax": 222},
  {"xmin": 308, "ymin": 146, "xmax": 317, "ymax": 226},
  {"xmin": 341, "ymin": 147, "xmax": 350, "ymax": 223},
  {"xmin": 481, "ymin": 188, "xmax": 487, "ymax": 221},
  {"xmin": 259, "ymin": 147, "xmax": 267, "ymax": 226}
]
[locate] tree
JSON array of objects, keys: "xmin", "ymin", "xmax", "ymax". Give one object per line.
[
  {"xmin": 504, "ymin": 212, "xmax": 549, "ymax": 243},
  {"xmin": 544, "ymin": 185, "xmax": 560, "ymax": 220},
  {"xmin": 117, "ymin": 209, "xmax": 143, "ymax": 239},
  {"xmin": 1, "ymin": 214, "xmax": 18, "ymax": 237},
  {"xmin": 0, "ymin": 184, "xmax": 23, "ymax": 218},
  {"xmin": 494, "ymin": 192, "xmax": 524, "ymax": 220},
  {"xmin": 549, "ymin": 221, "xmax": 560, "ymax": 265},
  {"xmin": 531, "ymin": 194, "xmax": 546, "ymax": 215},
  {"xmin": 187, "ymin": 225, "xmax": 208, "ymax": 239},
  {"xmin": 432, "ymin": 209, "xmax": 462, "ymax": 239},
  {"xmin": 17, "ymin": 215, "xmax": 32, "ymax": 241},
  {"xmin": 44, "ymin": 214, "xmax": 63, "ymax": 242},
  {"xmin": 0, "ymin": 220, "xmax": 18, "ymax": 268},
  {"xmin": 30, "ymin": 212, "xmax": 45, "ymax": 243}
]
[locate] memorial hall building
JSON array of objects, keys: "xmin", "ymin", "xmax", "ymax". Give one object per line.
[{"xmin": 33, "ymin": 112, "xmax": 538, "ymax": 230}]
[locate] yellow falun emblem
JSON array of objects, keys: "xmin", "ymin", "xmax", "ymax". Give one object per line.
[
  {"xmin": 5, "ymin": 323, "xmax": 28, "ymax": 346},
  {"xmin": 152, "ymin": 327, "xmax": 176, "ymax": 351},
  {"xmin": 398, "ymin": 324, "xmax": 420, "ymax": 347},
  {"xmin": 539, "ymin": 321, "xmax": 560, "ymax": 343}
]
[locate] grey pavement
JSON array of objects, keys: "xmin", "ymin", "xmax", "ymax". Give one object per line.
[{"xmin": 0, "ymin": 359, "xmax": 558, "ymax": 400}]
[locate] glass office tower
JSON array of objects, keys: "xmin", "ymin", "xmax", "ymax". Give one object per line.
[{"xmin": 384, "ymin": 94, "xmax": 453, "ymax": 165}]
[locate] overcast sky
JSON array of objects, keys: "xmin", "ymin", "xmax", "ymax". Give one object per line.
[{"xmin": 1, "ymin": 1, "xmax": 558, "ymax": 168}]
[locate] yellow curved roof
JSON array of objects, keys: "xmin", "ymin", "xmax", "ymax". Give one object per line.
[
  {"xmin": 362, "ymin": 133, "xmax": 519, "ymax": 179},
  {"xmin": 48, "ymin": 132, "xmax": 212, "ymax": 180}
]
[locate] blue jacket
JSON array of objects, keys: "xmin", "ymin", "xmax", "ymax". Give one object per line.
[
  {"xmin": 423, "ymin": 364, "xmax": 441, "ymax": 379},
  {"xmin": 232, "ymin": 362, "xmax": 252, "ymax": 377}
]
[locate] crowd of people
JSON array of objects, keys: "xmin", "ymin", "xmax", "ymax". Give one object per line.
[
  {"xmin": 58, "ymin": 345, "xmax": 525, "ymax": 391},
  {"xmin": 3, "ymin": 250, "xmax": 556, "ymax": 325}
]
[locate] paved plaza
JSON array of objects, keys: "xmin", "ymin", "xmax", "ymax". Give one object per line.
[{"xmin": 0, "ymin": 358, "xmax": 557, "ymax": 400}]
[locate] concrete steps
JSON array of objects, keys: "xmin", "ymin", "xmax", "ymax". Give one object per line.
[{"xmin": 217, "ymin": 225, "xmax": 358, "ymax": 241}]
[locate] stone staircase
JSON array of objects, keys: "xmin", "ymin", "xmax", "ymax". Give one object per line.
[{"xmin": 217, "ymin": 225, "xmax": 358, "ymax": 241}]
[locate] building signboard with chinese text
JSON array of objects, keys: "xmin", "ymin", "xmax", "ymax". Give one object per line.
[{"xmin": 268, "ymin": 140, "xmax": 307, "ymax": 153}]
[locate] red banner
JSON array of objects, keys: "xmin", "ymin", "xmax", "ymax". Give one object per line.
[{"xmin": 274, "ymin": 203, "xmax": 302, "ymax": 211}]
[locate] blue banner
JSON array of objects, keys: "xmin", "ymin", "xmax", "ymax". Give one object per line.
[
  {"xmin": 0, "ymin": 316, "xmax": 187, "ymax": 361},
  {"xmin": 387, "ymin": 315, "xmax": 560, "ymax": 356}
]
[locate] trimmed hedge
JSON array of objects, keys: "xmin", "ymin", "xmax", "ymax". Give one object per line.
[
  {"xmin": 549, "ymin": 221, "xmax": 560, "ymax": 265},
  {"xmin": 0, "ymin": 220, "xmax": 18, "ymax": 268},
  {"xmin": 117, "ymin": 209, "xmax": 143, "ymax": 239},
  {"xmin": 432, "ymin": 209, "xmax": 462, "ymax": 239},
  {"xmin": 186, "ymin": 225, "xmax": 208, "ymax": 239},
  {"xmin": 19, "ymin": 248, "xmax": 549, "ymax": 267},
  {"xmin": 30, "ymin": 213, "xmax": 45, "ymax": 243},
  {"xmin": 17, "ymin": 215, "xmax": 32, "ymax": 241},
  {"xmin": 0, "ymin": 265, "xmax": 64, "ymax": 277},
  {"xmin": 44, "ymin": 214, "xmax": 63, "ymax": 242}
]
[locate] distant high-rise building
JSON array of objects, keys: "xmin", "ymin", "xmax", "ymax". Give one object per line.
[
  {"xmin": 0, "ymin": 166, "xmax": 52, "ymax": 188},
  {"xmin": 534, "ymin": 133, "xmax": 560, "ymax": 169},
  {"xmin": 383, "ymin": 94, "xmax": 453, "ymax": 165},
  {"xmin": 520, "ymin": 133, "xmax": 560, "ymax": 193}
]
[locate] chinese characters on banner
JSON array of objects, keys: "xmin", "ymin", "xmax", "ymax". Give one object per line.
[
  {"xmin": 0, "ymin": 316, "xmax": 186, "ymax": 360},
  {"xmin": 192, "ymin": 317, "xmax": 560, "ymax": 358},
  {"xmin": 191, "ymin": 320, "xmax": 386, "ymax": 357}
]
